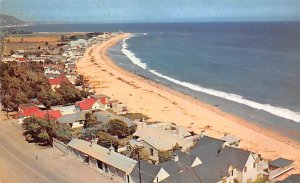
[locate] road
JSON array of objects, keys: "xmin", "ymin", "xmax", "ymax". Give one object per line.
[{"xmin": 0, "ymin": 116, "xmax": 116, "ymax": 183}]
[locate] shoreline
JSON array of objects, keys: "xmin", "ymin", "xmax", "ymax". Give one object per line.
[{"xmin": 77, "ymin": 33, "xmax": 300, "ymax": 173}]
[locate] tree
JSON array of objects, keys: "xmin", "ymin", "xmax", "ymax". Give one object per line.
[
  {"xmin": 83, "ymin": 112, "xmax": 99, "ymax": 128},
  {"xmin": 37, "ymin": 90, "xmax": 61, "ymax": 109},
  {"xmin": 55, "ymin": 83, "xmax": 82, "ymax": 105},
  {"xmin": 129, "ymin": 124, "xmax": 137, "ymax": 134},
  {"xmin": 129, "ymin": 147, "xmax": 149, "ymax": 161},
  {"xmin": 106, "ymin": 119, "xmax": 130, "ymax": 138},
  {"xmin": 97, "ymin": 131, "xmax": 119, "ymax": 148},
  {"xmin": 22, "ymin": 116, "xmax": 72, "ymax": 146},
  {"xmin": 158, "ymin": 150, "xmax": 172, "ymax": 163},
  {"xmin": 0, "ymin": 62, "xmax": 52, "ymax": 111},
  {"xmin": 55, "ymin": 127, "xmax": 72, "ymax": 144},
  {"xmin": 1, "ymin": 94, "xmax": 15, "ymax": 117}
]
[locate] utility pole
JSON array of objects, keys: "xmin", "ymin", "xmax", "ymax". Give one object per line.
[{"xmin": 138, "ymin": 148, "xmax": 142, "ymax": 183}]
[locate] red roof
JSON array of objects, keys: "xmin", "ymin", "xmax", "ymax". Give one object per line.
[
  {"xmin": 19, "ymin": 105, "xmax": 40, "ymax": 117},
  {"xmin": 75, "ymin": 98, "xmax": 98, "ymax": 110},
  {"xmin": 99, "ymin": 97, "xmax": 109, "ymax": 104},
  {"xmin": 48, "ymin": 74, "xmax": 71, "ymax": 86},
  {"xmin": 19, "ymin": 103, "xmax": 40, "ymax": 117},
  {"xmin": 33, "ymin": 110, "xmax": 62, "ymax": 120},
  {"xmin": 16, "ymin": 58, "xmax": 27, "ymax": 62}
]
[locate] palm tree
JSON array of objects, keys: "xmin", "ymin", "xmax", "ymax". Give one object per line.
[{"xmin": 75, "ymin": 74, "xmax": 88, "ymax": 91}]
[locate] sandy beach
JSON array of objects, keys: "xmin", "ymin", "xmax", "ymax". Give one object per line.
[{"xmin": 77, "ymin": 33, "xmax": 300, "ymax": 173}]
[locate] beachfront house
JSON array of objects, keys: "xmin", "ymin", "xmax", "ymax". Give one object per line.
[
  {"xmin": 278, "ymin": 174, "xmax": 300, "ymax": 183},
  {"xmin": 189, "ymin": 135, "xmax": 264, "ymax": 183},
  {"xmin": 133, "ymin": 126, "xmax": 194, "ymax": 164},
  {"xmin": 221, "ymin": 134, "xmax": 241, "ymax": 147},
  {"xmin": 67, "ymin": 138, "xmax": 137, "ymax": 182},
  {"xmin": 57, "ymin": 111, "xmax": 87, "ymax": 128},
  {"xmin": 109, "ymin": 100, "xmax": 128, "ymax": 115},
  {"xmin": 268, "ymin": 157, "xmax": 294, "ymax": 179},
  {"xmin": 75, "ymin": 95, "xmax": 110, "ymax": 112},
  {"xmin": 94, "ymin": 110, "xmax": 134, "ymax": 127},
  {"xmin": 130, "ymin": 160, "xmax": 170, "ymax": 183}
]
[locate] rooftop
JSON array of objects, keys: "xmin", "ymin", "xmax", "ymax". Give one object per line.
[
  {"xmin": 221, "ymin": 135, "xmax": 240, "ymax": 144},
  {"xmin": 269, "ymin": 158, "xmax": 294, "ymax": 168},
  {"xmin": 57, "ymin": 111, "xmax": 87, "ymax": 124},
  {"xmin": 134, "ymin": 126, "xmax": 193, "ymax": 151},
  {"xmin": 94, "ymin": 110, "xmax": 134, "ymax": 126},
  {"xmin": 68, "ymin": 138, "xmax": 137, "ymax": 173}
]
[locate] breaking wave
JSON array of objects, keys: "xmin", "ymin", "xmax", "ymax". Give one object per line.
[{"xmin": 121, "ymin": 35, "xmax": 300, "ymax": 123}]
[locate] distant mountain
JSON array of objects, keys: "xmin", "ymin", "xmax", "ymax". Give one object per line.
[{"xmin": 0, "ymin": 14, "xmax": 27, "ymax": 27}]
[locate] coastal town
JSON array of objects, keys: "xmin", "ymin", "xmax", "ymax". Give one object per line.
[{"xmin": 0, "ymin": 29, "xmax": 299, "ymax": 183}]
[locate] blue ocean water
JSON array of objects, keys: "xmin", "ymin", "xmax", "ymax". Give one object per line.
[{"xmin": 12, "ymin": 22, "xmax": 300, "ymax": 140}]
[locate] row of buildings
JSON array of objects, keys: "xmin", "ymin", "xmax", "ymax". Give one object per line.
[
  {"xmin": 55, "ymin": 129, "xmax": 296, "ymax": 183},
  {"xmin": 9, "ymin": 32, "xmax": 297, "ymax": 183}
]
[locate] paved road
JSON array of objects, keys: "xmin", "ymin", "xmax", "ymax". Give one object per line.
[{"xmin": 0, "ymin": 118, "xmax": 115, "ymax": 183}]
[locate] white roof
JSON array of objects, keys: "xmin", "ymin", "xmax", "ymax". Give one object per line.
[
  {"xmin": 68, "ymin": 138, "xmax": 137, "ymax": 173},
  {"xmin": 221, "ymin": 135, "xmax": 240, "ymax": 144},
  {"xmin": 134, "ymin": 126, "xmax": 193, "ymax": 151}
]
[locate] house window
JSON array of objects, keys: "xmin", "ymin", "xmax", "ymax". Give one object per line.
[
  {"xmin": 231, "ymin": 169, "xmax": 234, "ymax": 176},
  {"xmin": 244, "ymin": 166, "xmax": 247, "ymax": 172},
  {"xmin": 253, "ymin": 162, "xmax": 256, "ymax": 168},
  {"xmin": 150, "ymin": 148, "xmax": 154, "ymax": 156}
]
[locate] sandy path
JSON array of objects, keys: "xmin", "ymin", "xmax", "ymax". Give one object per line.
[{"xmin": 77, "ymin": 33, "xmax": 300, "ymax": 173}]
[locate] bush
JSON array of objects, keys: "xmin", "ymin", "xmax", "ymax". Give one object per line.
[
  {"xmin": 22, "ymin": 116, "xmax": 72, "ymax": 146},
  {"xmin": 107, "ymin": 119, "xmax": 131, "ymax": 138},
  {"xmin": 97, "ymin": 131, "xmax": 119, "ymax": 148},
  {"xmin": 158, "ymin": 150, "xmax": 172, "ymax": 163},
  {"xmin": 121, "ymin": 113, "xmax": 149, "ymax": 121}
]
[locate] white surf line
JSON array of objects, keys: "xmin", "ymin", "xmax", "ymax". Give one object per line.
[{"xmin": 121, "ymin": 35, "xmax": 300, "ymax": 123}]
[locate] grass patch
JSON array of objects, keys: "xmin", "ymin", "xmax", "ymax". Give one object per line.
[{"xmin": 121, "ymin": 113, "xmax": 150, "ymax": 121}]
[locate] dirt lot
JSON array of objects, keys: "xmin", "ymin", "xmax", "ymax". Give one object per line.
[{"xmin": 5, "ymin": 34, "xmax": 62, "ymax": 43}]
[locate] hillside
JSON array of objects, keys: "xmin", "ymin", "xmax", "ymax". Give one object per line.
[{"xmin": 0, "ymin": 14, "xmax": 26, "ymax": 27}]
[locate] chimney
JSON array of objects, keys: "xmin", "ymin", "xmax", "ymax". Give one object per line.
[
  {"xmin": 172, "ymin": 153, "xmax": 179, "ymax": 162},
  {"xmin": 200, "ymin": 130, "xmax": 205, "ymax": 138},
  {"xmin": 176, "ymin": 127, "xmax": 182, "ymax": 138},
  {"xmin": 108, "ymin": 145, "xmax": 114, "ymax": 155}
]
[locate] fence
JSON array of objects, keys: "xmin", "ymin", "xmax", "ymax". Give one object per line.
[{"xmin": 53, "ymin": 138, "xmax": 69, "ymax": 154}]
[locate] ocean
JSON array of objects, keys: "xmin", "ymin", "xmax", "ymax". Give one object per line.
[{"xmin": 12, "ymin": 22, "xmax": 300, "ymax": 141}]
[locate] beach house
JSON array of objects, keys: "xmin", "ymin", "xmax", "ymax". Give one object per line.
[
  {"xmin": 268, "ymin": 157, "xmax": 294, "ymax": 179},
  {"xmin": 57, "ymin": 111, "xmax": 87, "ymax": 128},
  {"xmin": 18, "ymin": 103, "xmax": 62, "ymax": 122},
  {"xmin": 18, "ymin": 103, "xmax": 40, "ymax": 119},
  {"xmin": 94, "ymin": 110, "xmax": 134, "ymax": 127},
  {"xmin": 130, "ymin": 160, "xmax": 170, "ymax": 183},
  {"xmin": 48, "ymin": 74, "xmax": 72, "ymax": 90},
  {"xmin": 189, "ymin": 135, "xmax": 264, "ymax": 183},
  {"xmin": 67, "ymin": 138, "xmax": 137, "ymax": 182},
  {"xmin": 278, "ymin": 174, "xmax": 300, "ymax": 183},
  {"xmin": 133, "ymin": 126, "xmax": 194, "ymax": 164},
  {"xmin": 75, "ymin": 95, "xmax": 110, "ymax": 112}
]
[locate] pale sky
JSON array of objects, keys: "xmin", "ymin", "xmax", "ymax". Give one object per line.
[{"xmin": 1, "ymin": 0, "xmax": 300, "ymax": 23}]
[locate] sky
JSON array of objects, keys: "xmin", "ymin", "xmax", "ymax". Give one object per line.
[{"xmin": 1, "ymin": 0, "xmax": 300, "ymax": 23}]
